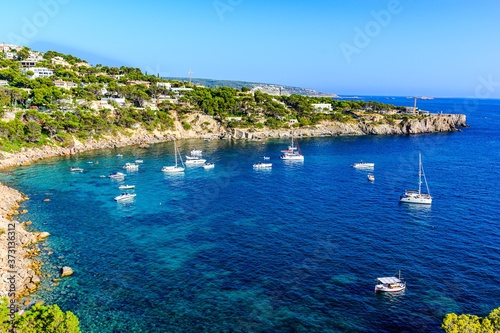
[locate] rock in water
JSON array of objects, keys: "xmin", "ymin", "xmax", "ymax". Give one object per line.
[{"xmin": 60, "ymin": 266, "xmax": 74, "ymax": 277}]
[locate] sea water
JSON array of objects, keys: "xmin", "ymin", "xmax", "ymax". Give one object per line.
[{"xmin": 1, "ymin": 97, "xmax": 499, "ymax": 332}]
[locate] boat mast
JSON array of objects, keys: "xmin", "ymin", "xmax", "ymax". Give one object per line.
[
  {"xmin": 174, "ymin": 139, "xmax": 178, "ymax": 167},
  {"xmin": 418, "ymin": 153, "xmax": 422, "ymax": 195}
]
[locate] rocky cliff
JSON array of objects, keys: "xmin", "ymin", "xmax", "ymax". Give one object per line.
[{"xmin": 0, "ymin": 113, "xmax": 467, "ymax": 170}]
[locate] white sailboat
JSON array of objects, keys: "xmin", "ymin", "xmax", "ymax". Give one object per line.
[
  {"xmin": 400, "ymin": 153, "xmax": 432, "ymax": 204},
  {"xmin": 161, "ymin": 139, "xmax": 185, "ymax": 173},
  {"xmin": 280, "ymin": 133, "xmax": 304, "ymax": 161}
]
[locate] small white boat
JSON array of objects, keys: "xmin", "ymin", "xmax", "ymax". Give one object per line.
[
  {"xmin": 374, "ymin": 271, "xmax": 406, "ymax": 292},
  {"xmin": 162, "ymin": 139, "xmax": 185, "ymax": 173},
  {"xmin": 116, "ymin": 154, "xmax": 123, "ymax": 158},
  {"xmin": 114, "ymin": 193, "xmax": 136, "ymax": 201},
  {"xmin": 190, "ymin": 149, "xmax": 202, "ymax": 156},
  {"xmin": 400, "ymin": 153, "xmax": 432, "ymax": 205},
  {"xmin": 353, "ymin": 162, "xmax": 375, "ymax": 169},
  {"xmin": 70, "ymin": 167, "xmax": 83, "ymax": 172},
  {"xmin": 109, "ymin": 171, "xmax": 126, "ymax": 179},
  {"xmin": 185, "ymin": 157, "xmax": 207, "ymax": 165},
  {"xmin": 87, "ymin": 161, "xmax": 93, "ymax": 164},
  {"xmin": 135, "ymin": 159, "xmax": 144, "ymax": 164},
  {"xmin": 367, "ymin": 174, "xmax": 375, "ymax": 181},
  {"xmin": 119, "ymin": 185, "xmax": 135, "ymax": 190},
  {"xmin": 123, "ymin": 163, "xmax": 139, "ymax": 170},
  {"xmin": 253, "ymin": 162, "xmax": 272, "ymax": 169},
  {"xmin": 203, "ymin": 162, "xmax": 215, "ymax": 169},
  {"xmin": 263, "ymin": 156, "xmax": 270, "ymax": 160}
]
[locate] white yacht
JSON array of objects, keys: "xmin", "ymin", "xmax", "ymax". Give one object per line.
[
  {"xmin": 280, "ymin": 134, "xmax": 304, "ymax": 161},
  {"xmin": 70, "ymin": 167, "xmax": 83, "ymax": 172},
  {"xmin": 185, "ymin": 156, "xmax": 207, "ymax": 165},
  {"xmin": 400, "ymin": 153, "xmax": 432, "ymax": 204},
  {"xmin": 162, "ymin": 140, "xmax": 185, "ymax": 173},
  {"xmin": 353, "ymin": 162, "xmax": 375, "ymax": 169}
]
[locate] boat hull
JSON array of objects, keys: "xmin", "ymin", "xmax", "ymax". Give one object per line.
[{"xmin": 162, "ymin": 166, "xmax": 185, "ymax": 173}]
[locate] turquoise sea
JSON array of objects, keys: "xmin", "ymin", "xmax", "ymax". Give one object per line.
[{"xmin": 1, "ymin": 97, "xmax": 499, "ymax": 332}]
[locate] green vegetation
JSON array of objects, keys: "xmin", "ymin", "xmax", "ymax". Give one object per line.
[
  {"xmin": 0, "ymin": 298, "xmax": 81, "ymax": 333},
  {"xmin": 0, "ymin": 45, "xmax": 422, "ymax": 152},
  {"xmin": 442, "ymin": 307, "xmax": 500, "ymax": 332}
]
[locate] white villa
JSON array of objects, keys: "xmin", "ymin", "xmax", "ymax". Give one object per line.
[{"xmin": 22, "ymin": 67, "xmax": 54, "ymax": 79}]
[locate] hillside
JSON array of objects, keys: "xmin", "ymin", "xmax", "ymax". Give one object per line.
[
  {"xmin": 163, "ymin": 77, "xmax": 338, "ymax": 97},
  {"xmin": 0, "ymin": 44, "xmax": 467, "ymax": 156}
]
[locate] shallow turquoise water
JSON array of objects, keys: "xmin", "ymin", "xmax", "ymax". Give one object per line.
[{"xmin": 1, "ymin": 97, "xmax": 499, "ymax": 332}]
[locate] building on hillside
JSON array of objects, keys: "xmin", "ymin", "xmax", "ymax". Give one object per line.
[
  {"xmin": 54, "ymin": 80, "xmax": 77, "ymax": 90},
  {"xmin": 75, "ymin": 62, "xmax": 91, "ymax": 67},
  {"xmin": 22, "ymin": 67, "xmax": 54, "ymax": 79},
  {"xmin": 156, "ymin": 82, "xmax": 172, "ymax": 89},
  {"xmin": 20, "ymin": 59, "xmax": 39, "ymax": 68},
  {"xmin": 0, "ymin": 79, "xmax": 9, "ymax": 86},
  {"xmin": 312, "ymin": 103, "xmax": 333, "ymax": 113},
  {"xmin": 51, "ymin": 56, "xmax": 71, "ymax": 67},
  {"xmin": 126, "ymin": 80, "xmax": 150, "ymax": 87},
  {"xmin": 0, "ymin": 43, "xmax": 21, "ymax": 52},
  {"xmin": 170, "ymin": 87, "xmax": 193, "ymax": 94}
]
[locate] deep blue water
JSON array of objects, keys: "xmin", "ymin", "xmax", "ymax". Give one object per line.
[{"xmin": 1, "ymin": 97, "xmax": 499, "ymax": 332}]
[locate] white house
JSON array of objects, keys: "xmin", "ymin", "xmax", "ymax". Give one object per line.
[
  {"xmin": 156, "ymin": 82, "xmax": 171, "ymax": 89},
  {"xmin": 54, "ymin": 80, "xmax": 77, "ymax": 90},
  {"xmin": 22, "ymin": 67, "xmax": 54, "ymax": 79},
  {"xmin": 312, "ymin": 103, "xmax": 333, "ymax": 113},
  {"xmin": 51, "ymin": 56, "xmax": 71, "ymax": 67},
  {"xmin": 0, "ymin": 80, "xmax": 9, "ymax": 86}
]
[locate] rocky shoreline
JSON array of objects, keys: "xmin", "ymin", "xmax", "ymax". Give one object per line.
[
  {"xmin": 0, "ymin": 112, "xmax": 468, "ymax": 300},
  {"xmin": 0, "ymin": 183, "xmax": 45, "ymax": 302}
]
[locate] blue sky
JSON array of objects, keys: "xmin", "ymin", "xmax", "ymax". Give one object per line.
[{"xmin": 1, "ymin": 0, "xmax": 500, "ymax": 97}]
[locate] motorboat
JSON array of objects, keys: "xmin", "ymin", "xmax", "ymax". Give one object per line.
[
  {"xmin": 123, "ymin": 163, "xmax": 139, "ymax": 170},
  {"xmin": 114, "ymin": 193, "xmax": 136, "ymax": 201},
  {"xmin": 353, "ymin": 162, "xmax": 375, "ymax": 169},
  {"xmin": 367, "ymin": 174, "xmax": 375, "ymax": 181},
  {"xmin": 109, "ymin": 171, "xmax": 126, "ymax": 179},
  {"xmin": 70, "ymin": 167, "xmax": 83, "ymax": 172},
  {"xmin": 263, "ymin": 156, "xmax": 270, "ymax": 160},
  {"xmin": 119, "ymin": 185, "xmax": 135, "ymax": 190},
  {"xmin": 253, "ymin": 162, "xmax": 272, "ymax": 169},
  {"xmin": 203, "ymin": 162, "xmax": 215, "ymax": 169},
  {"xmin": 400, "ymin": 153, "xmax": 432, "ymax": 204},
  {"xmin": 185, "ymin": 156, "xmax": 207, "ymax": 165},
  {"xmin": 135, "ymin": 159, "xmax": 144, "ymax": 164},
  {"xmin": 374, "ymin": 271, "xmax": 406, "ymax": 292},
  {"xmin": 116, "ymin": 154, "xmax": 123, "ymax": 158}
]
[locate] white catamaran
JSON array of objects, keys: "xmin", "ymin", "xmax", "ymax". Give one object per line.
[
  {"xmin": 162, "ymin": 139, "xmax": 185, "ymax": 173},
  {"xmin": 400, "ymin": 153, "xmax": 432, "ymax": 204}
]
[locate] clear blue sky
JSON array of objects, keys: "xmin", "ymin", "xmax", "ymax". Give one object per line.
[{"xmin": 1, "ymin": 0, "xmax": 500, "ymax": 97}]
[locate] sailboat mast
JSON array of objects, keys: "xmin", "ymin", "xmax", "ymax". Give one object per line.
[
  {"xmin": 418, "ymin": 153, "xmax": 422, "ymax": 195},
  {"xmin": 174, "ymin": 140, "xmax": 178, "ymax": 167}
]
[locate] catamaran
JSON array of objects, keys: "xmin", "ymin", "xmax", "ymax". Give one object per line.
[
  {"xmin": 400, "ymin": 153, "xmax": 432, "ymax": 204},
  {"xmin": 162, "ymin": 140, "xmax": 185, "ymax": 173},
  {"xmin": 280, "ymin": 133, "xmax": 304, "ymax": 161}
]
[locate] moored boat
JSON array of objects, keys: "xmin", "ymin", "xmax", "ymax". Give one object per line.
[
  {"xmin": 253, "ymin": 162, "xmax": 272, "ymax": 169},
  {"xmin": 400, "ymin": 153, "xmax": 432, "ymax": 204},
  {"xmin": 203, "ymin": 162, "xmax": 215, "ymax": 169},
  {"xmin": 353, "ymin": 162, "xmax": 374, "ymax": 169},
  {"xmin": 367, "ymin": 173, "xmax": 375, "ymax": 181},
  {"xmin": 374, "ymin": 271, "xmax": 406, "ymax": 292},
  {"xmin": 119, "ymin": 185, "xmax": 135, "ymax": 190},
  {"xmin": 114, "ymin": 193, "xmax": 136, "ymax": 201},
  {"xmin": 162, "ymin": 139, "xmax": 185, "ymax": 173},
  {"xmin": 280, "ymin": 133, "xmax": 304, "ymax": 161},
  {"xmin": 70, "ymin": 167, "xmax": 83, "ymax": 172}
]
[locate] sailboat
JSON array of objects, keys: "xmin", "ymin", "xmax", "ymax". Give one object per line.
[
  {"xmin": 280, "ymin": 133, "xmax": 304, "ymax": 161},
  {"xmin": 400, "ymin": 153, "xmax": 432, "ymax": 204},
  {"xmin": 161, "ymin": 139, "xmax": 185, "ymax": 173}
]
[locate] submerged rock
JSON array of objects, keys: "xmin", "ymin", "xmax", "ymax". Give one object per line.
[{"xmin": 60, "ymin": 266, "xmax": 74, "ymax": 277}]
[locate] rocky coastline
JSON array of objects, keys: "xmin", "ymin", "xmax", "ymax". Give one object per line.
[{"xmin": 0, "ymin": 112, "xmax": 467, "ymax": 300}]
